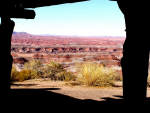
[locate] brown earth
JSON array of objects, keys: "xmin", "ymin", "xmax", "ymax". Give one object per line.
[{"xmin": 11, "ymin": 79, "xmax": 150, "ymax": 101}]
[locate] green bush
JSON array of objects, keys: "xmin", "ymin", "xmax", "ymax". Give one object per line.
[{"xmin": 77, "ymin": 62, "xmax": 117, "ymax": 87}]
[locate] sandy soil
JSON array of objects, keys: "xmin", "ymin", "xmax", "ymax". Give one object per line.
[{"xmin": 11, "ymin": 79, "xmax": 150, "ymax": 101}]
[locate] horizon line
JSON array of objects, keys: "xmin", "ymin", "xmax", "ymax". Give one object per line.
[{"xmin": 13, "ymin": 31, "xmax": 126, "ymax": 38}]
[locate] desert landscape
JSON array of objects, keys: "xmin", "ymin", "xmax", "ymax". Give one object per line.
[
  {"xmin": 10, "ymin": 32, "xmax": 150, "ymax": 103},
  {"xmin": 11, "ymin": 32, "xmax": 124, "ymax": 72}
]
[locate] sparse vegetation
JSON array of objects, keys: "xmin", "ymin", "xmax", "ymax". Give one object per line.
[
  {"xmin": 11, "ymin": 65, "xmax": 35, "ymax": 82},
  {"xmin": 76, "ymin": 62, "xmax": 118, "ymax": 87},
  {"xmin": 56, "ymin": 71, "xmax": 76, "ymax": 81},
  {"xmin": 24, "ymin": 59, "xmax": 43, "ymax": 78},
  {"xmin": 11, "ymin": 60, "xmax": 76, "ymax": 82},
  {"xmin": 11, "ymin": 65, "xmax": 19, "ymax": 82},
  {"xmin": 11, "ymin": 59, "xmax": 125, "ymax": 87},
  {"xmin": 42, "ymin": 61, "xmax": 65, "ymax": 80},
  {"xmin": 42, "ymin": 61, "xmax": 76, "ymax": 81}
]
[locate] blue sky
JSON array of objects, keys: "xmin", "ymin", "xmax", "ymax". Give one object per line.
[{"xmin": 11, "ymin": 0, "xmax": 125, "ymax": 37}]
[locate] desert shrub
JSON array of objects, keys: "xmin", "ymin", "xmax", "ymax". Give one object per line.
[
  {"xmin": 11, "ymin": 67, "xmax": 35, "ymax": 82},
  {"xmin": 11, "ymin": 61, "xmax": 42, "ymax": 82},
  {"xmin": 42, "ymin": 61, "xmax": 65, "ymax": 80},
  {"xmin": 11, "ymin": 65, "xmax": 19, "ymax": 82},
  {"xmin": 56, "ymin": 71, "xmax": 76, "ymax": 81},
  {"xmin": 42, "ymin": 61, "xmax": 77, "ymax": 81},
  {"xmin": 14, "ymin": 70, "xmax": 33, "ymax": 82},
  {"xmin": 47, "ymin": 61, "xmax": 64, "ymax": 72},
  {"xmin": 11, "ymin": 60, "xmax": 75, "ymax": 81},
  {"xmin": 24, "ymin": 59, "xmax": 42, "ymax": 70},
  {"xmin": 77, "ymin": 62, "xmax": 117, "ymax": 87},
  {"xmin": 24, "ymin": 59, "xmax": 43, "ymax": 78}
]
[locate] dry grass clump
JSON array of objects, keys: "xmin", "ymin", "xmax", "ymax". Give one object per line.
[
  {"xmin": 11, "ymin": 65, "xmax": 35, "ymax": 82},
  {"xmin": 76, "ymin": 62, "xmax": 118, "ymax": 87}
]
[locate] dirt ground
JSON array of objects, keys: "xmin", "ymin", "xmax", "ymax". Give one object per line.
[{"xmin": 10, "ymin": 78, "xmax": 150, "ymax": 101}]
